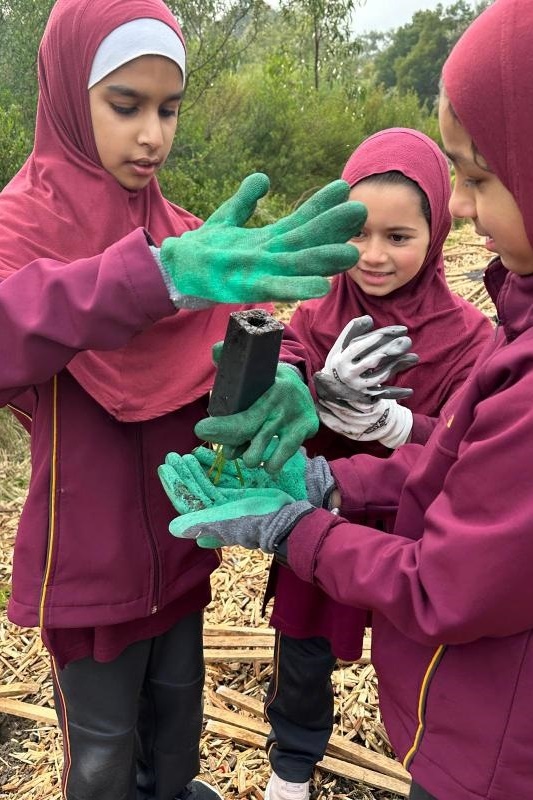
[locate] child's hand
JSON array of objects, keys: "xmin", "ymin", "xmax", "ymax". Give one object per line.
[
  {"xmin": 158, "ymin": 447, "xmax": 315, "ymax": 550},
  {"xmin": 169, "ymin": 488, "xmax": 312, "ymax": 554},
  {"xmin": 158, "ymin": 444, "xmax": 336, "ymax": 546},
  {"xmin": 159, "ymin": 173, "xmax": 367, "ymax": 303},
  {"xmin": 314, "ymin": 315, "xmax": 419, "ymax": 409},
  {"xmin": 317, "ymin": 396, "xmax": 413, "ymax": 449},
  {"xmin": 195, "ymin": 362, "xmax": 318, "ymax": 473}
]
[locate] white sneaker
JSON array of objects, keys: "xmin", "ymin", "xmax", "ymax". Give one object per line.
[{"xmin": 264, "ymin": 772, "xmax": 310, "ymax": 800}]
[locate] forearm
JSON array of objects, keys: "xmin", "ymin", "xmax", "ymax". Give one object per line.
[
  {"xmin": 0, "ymin": 228, "xmax": 174, "ymax": 403},
  {"xmin": 330, "ymin": 442, "xmax": 423, "ymax": 518}
]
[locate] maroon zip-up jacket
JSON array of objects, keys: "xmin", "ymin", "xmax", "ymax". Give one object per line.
[
  {"xmin": 1, "ymin": 229, "xmax": 222, "ymax": 629},
  {"xmin": 1, "ymin": 228, "xmax": 308, "ymax": 632},
  {"xmin": 284, "ymin": 260, "xmax": 533, "ymax": 799}
]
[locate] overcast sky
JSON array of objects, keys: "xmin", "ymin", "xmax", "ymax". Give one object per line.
[{"xmin": 352, "ymin": 0, "xmax": 447, "ymax": 33}]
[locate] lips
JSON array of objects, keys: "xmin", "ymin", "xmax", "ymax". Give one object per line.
[
  {"xmin": 359, "ymin": 267, "xmax": 393, "ymax": 278},
  {"xmin": 131, "ymin": 159, "xmax": 159, "ymax": 167}
]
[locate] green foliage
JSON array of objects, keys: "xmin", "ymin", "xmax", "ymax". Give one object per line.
[
  {"xmin": 0, "ymin": 93, "xmax": 32, "ymax": 189},
  {"xmin": 278, "ymin": 0, "xmax": 364, "ymax": 89},
  {"xmin": 0, "ymin": 0, "xmax": 54, "ymax": 128},
  {"xmin": 373, "ymin": 1, "xmax": 493, "ymax": 107},
  {"xmin": 0, "ymin": 0, "xmax": 459, "ymax": 225},
  {"xmin": 160, "ymin": 47, "xmax": 439, "ymax": 216}
]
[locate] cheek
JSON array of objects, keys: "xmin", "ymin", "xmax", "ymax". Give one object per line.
[{"xmin": 399, "ymin": 246, "xmax": 427, "ymax": 278}]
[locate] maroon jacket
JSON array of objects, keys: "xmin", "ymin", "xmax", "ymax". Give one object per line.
[
  {"xmin": 1, "ymin": 229, "xmax": 220, "ymax": 629},
  {"xmin": 285, "ymin": 260, "xmax": 533, "ymax": 799},
  {"xmin": 269, "ymin": 287, "xmax": 492, "ymax": 660}
]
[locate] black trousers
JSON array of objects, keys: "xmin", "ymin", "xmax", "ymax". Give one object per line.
[
  {"xmin": 265, "ymin": 632, "xmax": 437, "ymax": 798},
  {"xmin": 409, "ymin": 783, "xmax": 437, "ymax": 799},
  {"xmin": 51, "ymin": 611, "xmax": 204, "ymax": 800},
  {"xmin": 264, "ymin": 631, "xmax": 337, "ymax": 782}
]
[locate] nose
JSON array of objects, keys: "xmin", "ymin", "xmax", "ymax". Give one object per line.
[
  {"xmin": 360, "ymin": 236, "xmax": 387, "ymax": 266},
  {"xmin": 137, "ymin": 112, "xmax": 164, "ymax": 150},
  {"xmin": 449, "ymin": 182, "xmax": 476, "ymax": 222}
]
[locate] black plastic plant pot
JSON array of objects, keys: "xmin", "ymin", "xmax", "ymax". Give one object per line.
[{"xmin": 208, "ymin": 309, "xmax": 284, "ymax": 417}]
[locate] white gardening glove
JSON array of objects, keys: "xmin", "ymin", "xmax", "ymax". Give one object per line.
[
  {"xmin": 313, "ymin": 315, "xmax": 417, "ymax": 448},
  {"xmin": 315, "ymin": 315, "xmax": 418, "ymax": 406},
  {"xmin": 317, "ymin": 395, "xmax": 413, "ymax": 448}
]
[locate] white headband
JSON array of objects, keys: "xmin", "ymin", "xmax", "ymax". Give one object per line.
[{"xmin": 88, "ymin": 18, "xmax": 186, "ymax": 89}]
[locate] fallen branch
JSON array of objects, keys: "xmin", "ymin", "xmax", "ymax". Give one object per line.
[
  {"xmin": 205, "ymin": 719, "xmax": 410, "ymax": 797},
  {"xmin": 214, "ymin": 687, "xmax": 410, "ymax": 784}
]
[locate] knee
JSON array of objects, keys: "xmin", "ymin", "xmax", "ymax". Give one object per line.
[{"xmin": 65, "ymin": 728, "xmax": 134, "ymax": 800}]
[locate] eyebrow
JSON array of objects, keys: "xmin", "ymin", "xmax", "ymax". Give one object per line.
[
  {"xmin": 443, "ymin": 149, "xmax": 476, "ymax": 168},
  {"xmin": 105, "ymin": 84, "xmax": 183, "ymax": 102}
]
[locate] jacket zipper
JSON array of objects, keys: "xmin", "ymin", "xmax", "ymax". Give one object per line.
[
  {"xmin": 39, "ymin": 375, "xmax": 60, "ymax": 627},
  {"xmin": 403, "ymin": 644, "xmax": 447, "ymax": 770}
]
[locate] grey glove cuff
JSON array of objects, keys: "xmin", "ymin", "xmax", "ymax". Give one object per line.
[
  {"xmin": 262, "ymin": 500, "xmax": 314, "ymax": 553},
  {"xmin": 151, "ymin": 246, "xmax": 215, "ymax": 310},
  {"xmin": 305, "ymin": 455, "xmax": 335, "ymax": 508}
]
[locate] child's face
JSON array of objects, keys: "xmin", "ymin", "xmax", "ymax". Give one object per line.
[
  {"xmin": 346, "ymin": 182, "xmax": 430, "ymax": 296},
  {"xmin": 439, "ymin": 94, "xmax": 533, "ymax": 275},
  {"xmin": 89, "ymin": 54, "xmax": 183, "ymax": 191}
]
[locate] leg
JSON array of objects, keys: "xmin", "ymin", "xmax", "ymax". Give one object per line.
[
  {"xmin": 265, "ymin": 632, "xmax": 337, "ymax": 783},
  {"xmin": 136, "ymin": 611, "xmax": 205, "ymax": 800},
  {"xmin": 409, "ymin": 783, "xmax": 438, "ymax": 800},
  {"xmin": 52, "ymin": 639, "xmax": 150, "ymax": 800}
]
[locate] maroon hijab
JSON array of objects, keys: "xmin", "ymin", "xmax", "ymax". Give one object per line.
[
  {"xmin": 0, "ymin": 0, "xmax": 252, "ymax": 421},
  {"xmin": 291, "ymin": 127, "xmax": 490, "ymax": 416},
  {"xmin": 443, "ymin": 0, "xmax": 533, "ymax": 248}
]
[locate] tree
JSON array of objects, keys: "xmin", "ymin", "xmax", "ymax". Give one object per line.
[
  {"xmin": 167, "ymin": 0, "xmax": 269, "ymax": 108},
  {"xmin": 373, "ymin": 1, "xmax": 493, "ymax": 107},
  {"xmin": 278, "ymin": 0, "xmax": 366, "ymax": 89}
]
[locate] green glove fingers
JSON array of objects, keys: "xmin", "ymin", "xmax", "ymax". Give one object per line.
[
  {"xmin": 192, "ymin": 444, "xmax": 309, "ymax": 500},
  {"xmin": 272, "ymin": 201, "xmax": 367, "ymax": 251},
  {"xmin": 211, "ymin": 341, "xmax": 223, "ymax": 364},
  {"xmin": 195, "ymin": 364, "xmax": 318, "ymax": 474},
  {"xmin": 158, "ymin": 455, "xmax": 219, "ymax": 513},
  {"xmin": 245, "ymin": 419, "xmax": 313, "ymax": 476},
  {"xmin": 205, "ymin": 173, "xmax": 270, "ymax": 228},
  {"xmin": 159, "ymin": 172, "xmax": 369, "ymax": 304},
  {"xmin": 270, "ymin": 180, "xmax": 350, "ymax": 235}
]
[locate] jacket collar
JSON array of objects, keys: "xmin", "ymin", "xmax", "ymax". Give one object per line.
[{"xmin": 485, "ymin": 257, "xmax": 533, "ymax": 342}]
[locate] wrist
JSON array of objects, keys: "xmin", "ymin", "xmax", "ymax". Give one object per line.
[
  {"xmin": 151, "ymin": 246, "xmax": 214, "ymax": 310},
  {"xmin": 381, "ymin": 405, "xmax": 413, "ymax": 449},
  {"xmin": 273, "ymin": 506, "xmax": 315, "ymax": 564},
  {"xmin": 328, "ymin": 487, "xmax": 342, "ymax": 512}
]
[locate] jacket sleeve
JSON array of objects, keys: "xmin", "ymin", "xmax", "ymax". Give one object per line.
[
  {"xmin": 0, "ymin": 228, "xmax": 175, "ymax": 405},
  {"xmin": 329, "ymin": 442, "xmax": 423, "ymax": 518},
  {"xmin": 410, "ymin": 412, "xmax": 439, "ymax": 444},
  {"xmin": 288, "ymin": 363, "xmax": 533, "ymax": 647}
]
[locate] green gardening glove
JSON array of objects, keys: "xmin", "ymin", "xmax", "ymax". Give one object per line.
[
  {"xmin": 169, "ymin": 490, "xmax": 313, "ymax": 553},
  {"xmin": 160, "ymin": 173, "xmax": 366, "ymax": 304},
  {"xmin": 158, "ymin": 443, "xmax": 335, "ymax": 549},
  {"xmin": 158, "ymin": 448, "xmax": 314, "ymax": 550},
  {"xmin": 195, "ymin": 360, "xmax": 319, "ymax": 474},
  {"xmin": 161, "ymin": 443, "xmax": 309, "ymax": 505}
]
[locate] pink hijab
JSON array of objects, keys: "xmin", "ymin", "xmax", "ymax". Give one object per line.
[
  {"xmin": 442, "ymin": 0, "xmax": 533, "ymax": 248},
  {"xmin": 291, "ymin": 128, "xmax": 491, "ymax": 416},
  {"xmin": 0, "ymin": 0, "xmax": 256, "ymax": 421}
]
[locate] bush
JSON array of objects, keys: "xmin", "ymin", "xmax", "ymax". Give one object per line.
[{"xmin": 0, "ymin": 94, "xmax": 32, "ymax": 190}]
